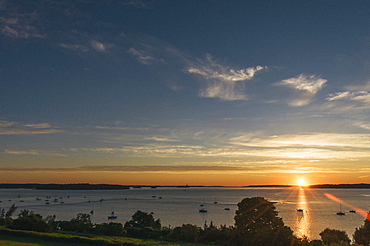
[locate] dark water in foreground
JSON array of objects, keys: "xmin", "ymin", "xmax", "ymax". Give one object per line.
[{"xmin": 1, "ymin": 187, "xmax": 369, "ymax": 240}]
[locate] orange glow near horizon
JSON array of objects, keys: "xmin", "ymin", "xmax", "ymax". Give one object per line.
[
  {"xmin": 0, "ymin": 169, "xmax": 365, "ymax": 187},
  {"xmin": 0, "ymin": 170, "xmax": 314, "ymax": 186}
]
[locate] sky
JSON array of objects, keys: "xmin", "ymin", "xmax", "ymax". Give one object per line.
[{"xmin": 1, "ymin": 0, "xmax": 370, "ymax": 186}]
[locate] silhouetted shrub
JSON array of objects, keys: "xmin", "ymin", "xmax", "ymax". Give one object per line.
[{"xmin": 319, "ymin": 228, "xmax": 350, "ymax": 245}]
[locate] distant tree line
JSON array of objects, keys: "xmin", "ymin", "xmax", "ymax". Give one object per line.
[
  {"xmin": 0, "ymin": 183, "xmax": 129, "ymax": 190},
  {"xmin": 1, "ymin": 196, "xmax": 370, "ymax": 245}
]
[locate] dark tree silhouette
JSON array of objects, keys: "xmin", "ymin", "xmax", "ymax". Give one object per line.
[
  {"xmin": 232, "ymin": 196, "xmax": 294, "ymax": 246},
  {"xmin": 9, "ymin": 210, "xmax": 52, "ymax": 232},
  {"xmin": 124, "ymin": 210, "xmax": 161, "ymax": 229},
  {"xmin": 353, "ymin": 218, "xmax": 370, "ymax": 245}
]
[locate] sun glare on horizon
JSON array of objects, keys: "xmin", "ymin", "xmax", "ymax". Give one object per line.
[{"xmin": 297, "ymin": 178, "xmax": 307, "ymax": 187}]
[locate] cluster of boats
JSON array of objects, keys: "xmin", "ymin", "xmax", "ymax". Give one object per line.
[
  {"xmin": 198, "ymin": 202, "xmax": 231, "ymax": 213},
  {"xmin": 296, "ymin": 205, "xmax": 356, "ymax": 216}
]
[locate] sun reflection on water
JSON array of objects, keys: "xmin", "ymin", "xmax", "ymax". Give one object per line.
[{"xmin": 294, "ymin": 188, "xmax": 311, "ymax": 239}]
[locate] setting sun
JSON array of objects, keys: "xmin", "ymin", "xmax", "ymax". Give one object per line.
[{"xmin": 297, "ymin": 178, "xmax": 307, "ymax": 187}]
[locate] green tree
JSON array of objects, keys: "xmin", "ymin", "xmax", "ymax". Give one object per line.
[
  {"xmin": 319, "ymin": 228, "xmax": 350, "ymax": 245},
  {"xmin": 232, "ymin": 196, "xmax": 295, "ymax": 246},
  {"xmin": 5, "ymin": 204, "xmax": 17, "ymax": 218},
  {"xmin": 353, "ymin": 219, "xmax": 370, "ymax": 245},
  {"xmin": 124, "ymin": 210, "xmax": 161, "ymax": 229}
]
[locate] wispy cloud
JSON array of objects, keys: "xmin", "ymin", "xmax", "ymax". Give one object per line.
[
  {"xmin": 145, "ymin": 136, "xmax": 179, "ymax": 142},
  {"xmin": 187, "ymin": 54, "xmax": 266, "ymax": 101},
  {"xmin": 324, "ymin": 80, "xmax": 370, "ymax": 112},
  {"xmin": 128, "ymin": 47, "xmax": 160, "ymax": 65},
  {"xmin": 59, "ymin": 43, "xmax": 89, "ymax": 52},
  {"xmin": 90, "ymin": 40, "xmax": 112, "ymax": 52},
  {"xmin": 0, "ymin": 164, "xmax": 365, "ymax": 175},
  {"xmin": 95, "ymin": 125, "xmax": 150, "ymax": 131},
  {"xmin": 24, "ymin": 123, "xmax": 52, "ymax": 129},
  {"xmin": 68, "ymin": 131, "xmax": 370, "ymax": 161},
  {"xmin": 122, "ymin": 0, "xmax": 154, "ymax": 9},
  {"xmin": 125, "ymin": 35, "xmax": 267, "ymax": 101},
  {"xmin": 59, "ymin": 40, "xmax": 113, "ymax": 53},
  {"xmin": 0, "ymin": 121, "xmax": 63, "ymax": 135},
  {"xmin": 345, "ymin": 80, "xmax": 370, "ymax": 91},
  {"xmin": 353, "ymin": 121, "xmax": 370, "ymax": 130},
  {"xmin": 4, "ymin": 150, "xmax": 40, "ymax": 156},
  {"xmin": 326, "ymin": 91, "xmax": 370, "ymax": 104},
  {"xmin": 229, "ymin": 132, "xmax": 370, "ymax": 149},
  {"xmin": 4, "ymin": 149, "xmax": 68, "ymax": 157},
  {"xmin": 0, "ymin": 13, "xmax": 44, "ymax": 39},
  {"xmin": 276, "ymin": 74, "xmax": 327, "ymax": 106}
]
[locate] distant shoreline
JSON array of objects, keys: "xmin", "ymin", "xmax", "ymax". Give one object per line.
[{"xmin": 1, "ymin": 183, "xmax": 370, "ymax": 190}]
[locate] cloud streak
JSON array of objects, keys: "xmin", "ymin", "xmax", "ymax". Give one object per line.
[
  {"xmin": 0, "ymin": 121, "xmax": 63, "ymax": 135},
  {"xmin": 4, "ymin": 149, "xmax": 68, "ymax": 157}
]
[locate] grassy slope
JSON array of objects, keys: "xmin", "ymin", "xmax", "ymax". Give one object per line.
[
  {"xmin": 0, "ymin": 227, "xmax": 207, "ymax": 246},
  {"xmin": 0, "ymin": 234, "xmax": 90, "ymax": 246}
]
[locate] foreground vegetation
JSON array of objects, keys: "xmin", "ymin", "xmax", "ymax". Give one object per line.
[{"xmin": 1, "ymin": 196, "xmax": 370, "ymax": 246}]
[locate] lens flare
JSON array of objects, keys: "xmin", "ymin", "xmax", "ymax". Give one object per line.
[{"xmin": 324, "ymin": 193, "xmax": 370, "ymax": 221}]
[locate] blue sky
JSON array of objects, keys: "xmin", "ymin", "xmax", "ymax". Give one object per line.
[{"xmin": 1, "ymin": 0, "xmax": 370, "ymax": 185}]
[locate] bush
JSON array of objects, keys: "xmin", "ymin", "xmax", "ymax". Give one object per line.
[
  {"xmin": 93, "ymin": 222, "xmax": 126, "ymax": 236},
  {"xmin": 56, "ymin": 213, "xmax": 93, "ymax": 233},
  {"xmin": 125, "ymin": 226, "xmax": 165, "ymax": 239},
  {"xmin": 168, "ymin": 224, "xmax": 201, "ymax": 243},
  {"xmin": 198, "ymin": 222, "xmax": 234, "ymax": 245}
]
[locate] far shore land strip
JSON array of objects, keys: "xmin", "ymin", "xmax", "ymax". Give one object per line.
[{"xmin": 0, "ymin": 183, "xmax": 370, "ymax": 190}]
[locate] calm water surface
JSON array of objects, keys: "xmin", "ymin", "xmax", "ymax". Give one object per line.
[{"xmin": 1, "ymin": 187, "xmax": 369, "ymax": 240}]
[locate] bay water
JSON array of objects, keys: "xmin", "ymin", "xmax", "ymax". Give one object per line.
[{"xmin": 1, "ymin": 187, "xmax": 369, "ymax": 240}]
